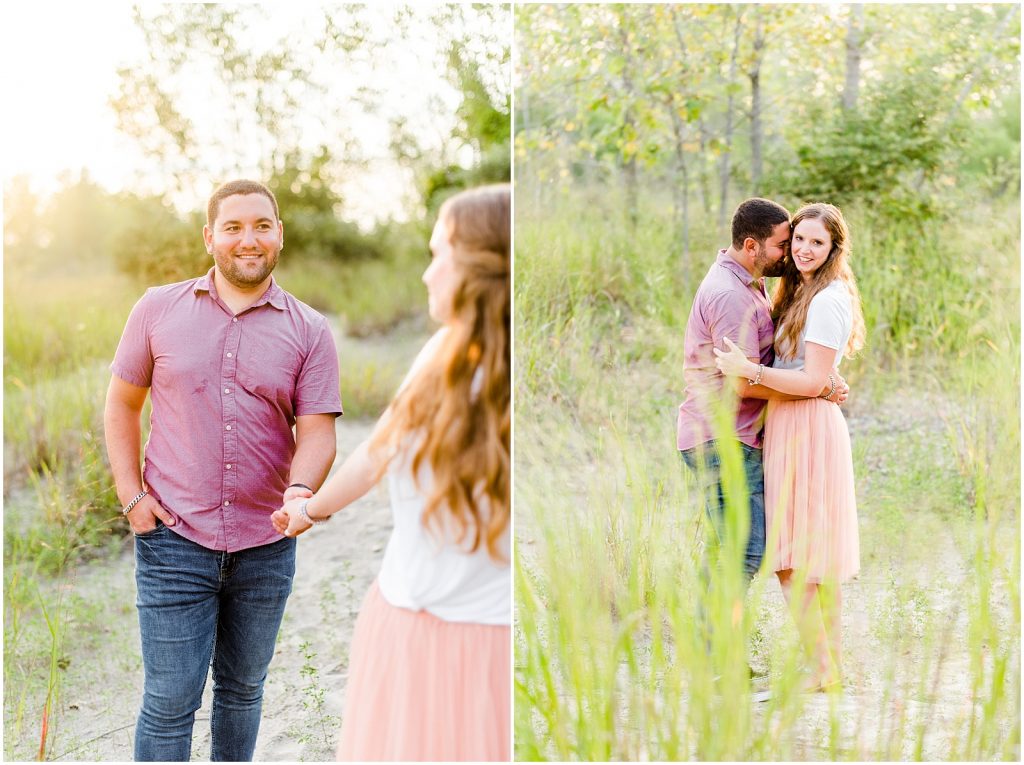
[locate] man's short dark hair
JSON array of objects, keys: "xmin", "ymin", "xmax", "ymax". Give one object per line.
[
  {"xmin": 731, "ymin": 197, "xmax": 790, "ymax": 248},
  {"xmin": 207, "ymin": 180, "xmax": 280, "ymax": 226}
]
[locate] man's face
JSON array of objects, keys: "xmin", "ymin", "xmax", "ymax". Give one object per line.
[
  {"xmin": 203, "ymin": 194, "xmax": 283, "ymax": 289},
  {"xmin": 752, "ymin": 221, "xmax": 791, "ymax": 278}
]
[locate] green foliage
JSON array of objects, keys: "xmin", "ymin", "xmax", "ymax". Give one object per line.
[
  {"xmin": 268, "ymin": 147, "xmax": 386, "ymax": 263},
  {"xmin": 767, "ymin": 75, "xmax": 957, "ymax": 218},
  {"xmin": 959, "ymin": 90, "xmax": 1022, "ymax": 196},
  {"xmin": 111, "ymin": 196, "xmax": 207, "ymax": 285},
  {"xmin": 275, "ymin": 221, "xmax": 428, "ymax": 335},
  {"xmin": 517, "ymin": 4, "xmax": 1020, "ymax": 234}
]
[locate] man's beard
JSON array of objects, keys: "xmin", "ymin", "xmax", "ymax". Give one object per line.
[
  {"xmin": 756, "ymin": 246, "xmax": 789, "ymax": 279},
  {"xmin": 213, "ymin": 247, "xmax": 280, "ymax": 288}
]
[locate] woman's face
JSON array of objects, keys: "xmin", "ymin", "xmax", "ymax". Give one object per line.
[
  {"xmin": 423, "ymin": 214, "xmax": 460, "ymax": 323},
  {"xmin": 791, "ymin": 217, "xmax": 833, "ymax": 279}
]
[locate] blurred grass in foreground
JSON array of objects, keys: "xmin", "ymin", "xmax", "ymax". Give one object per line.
[{"xmin": 514, "ymin": 185, "xmax": 1020, "ymax": 760}]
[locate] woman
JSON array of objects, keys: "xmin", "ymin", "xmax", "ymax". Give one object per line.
[
  {"xmin": 272, "ymin": 184, "xmax": 510, "ymax": 760},
  {"xmin": 714, "ymin": 202, "xmax": 865, "ymax": 691}
]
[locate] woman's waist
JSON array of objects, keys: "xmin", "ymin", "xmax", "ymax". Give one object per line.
[
  {"xmin": 376, "ymin": 554, "xmax": 510, "ymax": 624},
  {"xmin": 766, "ymin": 396, "xmax": 847, "ymax": 415}
]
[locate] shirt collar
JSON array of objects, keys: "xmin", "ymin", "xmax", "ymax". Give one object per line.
[
  {"xmin": 193, "ymin": 267, "xmax": 288, "ymax": 311},
  {"xmin": 716, "ymin": 248, "xmax": 764, "ymax": 292}
]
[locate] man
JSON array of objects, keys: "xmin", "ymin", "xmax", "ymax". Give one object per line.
[
  {"xmin": 676, "ymin": 198, "xmax": 847, "ymax": 651},
  {"xmin": 104, "ymin": 179, "xmax": 343, "ymax": 761}
]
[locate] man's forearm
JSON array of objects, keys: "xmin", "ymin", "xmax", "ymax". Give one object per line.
[
  {"xmin": 103, "ymin": 400, "xmax": 145, "ymax": 506},
  {"xmin": 289, "ymin": 430, "xmax": 337, "ymax": 491}
]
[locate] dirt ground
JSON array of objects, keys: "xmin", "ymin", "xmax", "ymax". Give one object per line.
[{"xmin": 47, "ymin": 419, "xmax": 388, "ymax": 762}]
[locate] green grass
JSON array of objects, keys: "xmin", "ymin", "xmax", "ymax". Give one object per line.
[
  {"xmin": 514, "ymin": 183, "xmax": 1020, "ymax": 760},
  {"xmin": 276, "ymin": 249, "xmax": 429, "ymax": 337}
]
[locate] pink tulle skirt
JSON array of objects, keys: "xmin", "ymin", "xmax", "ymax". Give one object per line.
[
  {"xmin": 763, "ymin": 398, "xmax": 860, "ymax": 584},
  {"xmin": 335, "ymin": 580, "xmax": 511, "ymax": 762}
]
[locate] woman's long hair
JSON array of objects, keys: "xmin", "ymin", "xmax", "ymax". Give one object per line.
[
  {"xmin": 371, "ymin": 184, "xmax": 510, "ymax": 560},
  {"xmin": 772, "ymin": 202, "xmax": 866, "ymax": 359}
]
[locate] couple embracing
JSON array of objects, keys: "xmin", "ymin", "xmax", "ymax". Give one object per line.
[
  {"xmin": 104, "ymin": 179, "xmax": 510, "ymax": 761},
  {"xmin": 677, "ymin": 197, "xmax": 865, "ymax": 692}
]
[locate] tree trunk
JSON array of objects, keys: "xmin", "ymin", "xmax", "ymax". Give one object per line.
[
  {"xmin": 698, "ymin": 118, "xmax": 712, "ymax": 215},
  {"xmin": 843, "ymin": 4, "xmax": 864, "ymax": 112},
  {"xmin": 616, "ymin": 10, "xmax": 639, "ymax": 230},
  {"xmin": 667, "ymin": 5, "xmax": 692, "ymax": 252},
  {"xmin": 749, "ymin": 9, "xmax": 765, "ymax": 195},
  {"xmin": 718, "ymin": 9, "xmax": 743, "ymax": 228},
  {"xmin": 669, "ymin": 102, "xmax": 691, "ymax": 255}
]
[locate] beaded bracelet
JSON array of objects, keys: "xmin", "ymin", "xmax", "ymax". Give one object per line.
[
  {"xmin": 747, "ymin": 364, "xmax": 764, "ymax": 387},
  {"xmin": 821, "ymin": 373, "xmax": 837, "ymax": 401},
  {"xmin": 298, "ymin": 498, "xmax": 331, "ymax": 526}
]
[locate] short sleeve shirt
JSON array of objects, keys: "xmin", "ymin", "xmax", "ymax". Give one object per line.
[
  {"xmin": 773, "ymin": 280, "xmax": 852, "ymax": 371},
  {"xmin": 677, "ymin": 250, "xmax": 775, "ymax": 451},
  {"xmin": 110, "ymin": 268, "xmax": 343, "ymax": 552}
]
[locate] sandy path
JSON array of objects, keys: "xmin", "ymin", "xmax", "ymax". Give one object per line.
[{"xmin": 49, "ymin": 419, "xmax": 389, "ymax": 762}]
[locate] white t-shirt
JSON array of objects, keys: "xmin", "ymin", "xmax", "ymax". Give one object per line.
[
  {"xmin": 773, "ymin": 280, "xmax": 852, "ymax": 370},
  {"xmin": 375, "ymin": 329, "xmax": 511, "ymax": 625}
]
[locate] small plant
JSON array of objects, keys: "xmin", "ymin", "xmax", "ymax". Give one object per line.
[{"xmin": 297, "ymin": 640, "xmax": 337, "ymax": 751}]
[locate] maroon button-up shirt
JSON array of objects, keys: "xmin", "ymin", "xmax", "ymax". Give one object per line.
[
  {"xmin": 111, "ymin": 268, "xmax": 343, "ymax": 552},
  {"xmin": 677, "ymin": 249, "xmax": 775, "ymax": 451}
]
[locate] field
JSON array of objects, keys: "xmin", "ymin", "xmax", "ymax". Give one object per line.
[{"xmin": 513, "ymin": 185, "xmax": 1020, "ymax": 761}]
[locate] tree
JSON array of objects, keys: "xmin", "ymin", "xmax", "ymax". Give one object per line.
[
  {"xmin": 515, "ymin": 3, "xmax": 1020, "ymax": 245},
  {"xmin": 843, "ymin": 4, "xmax": 864, "ymax": 112},
  {"xmin": 111, "ymin": 5, "xmax": 510, "ymax": 223}
]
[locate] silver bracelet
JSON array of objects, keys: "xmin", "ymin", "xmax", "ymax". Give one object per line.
[
  {"xmin": 748, "ymin": 363, "xmax": 764, "ymax": 386},
  {"xmin": 122, "ymin": 490, "xmax": 148, "ymax": 516},
  {"xmin": 298, "ymin": 498, "xmax": 330, "ymax": 526}
]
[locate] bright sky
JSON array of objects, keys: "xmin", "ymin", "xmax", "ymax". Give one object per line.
[
  {"xmin": 0, "ymin": 4, "xmax": 148, "ymax": 193},
  {"xmin": 0, "ymin": 4, "xmax": 497, "ymax": 226}
]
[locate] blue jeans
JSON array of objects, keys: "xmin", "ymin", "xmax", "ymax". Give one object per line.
[
  {"xmin": 680, "ymin": 441, "xmax": 766, "ymax": 582},
  {"xmin": 133, "ymin": 523, "xmax": 295, "ymax": 761}
]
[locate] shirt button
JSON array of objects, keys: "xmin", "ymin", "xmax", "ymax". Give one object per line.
[
  {"xmin": 224, "ymin": 388, "xmax": 231, "ymax": 394},
  {"xmin": 226, "ymin": 352, "xmax": 233, "ymax": 358},
  {"xmin": 232, "ymin": 318, "xmax": 238, "ymax": 323},
  {"xmin": 226, "ymin": 464, "xmax": 232, "ymax": 470},
  {"xmin": 224, "ymin": 501, "xmax": 230, "ymax": 506},
  {"xmin": 225, "ymin": 425, "xmax": 232, "ymax": 431}
]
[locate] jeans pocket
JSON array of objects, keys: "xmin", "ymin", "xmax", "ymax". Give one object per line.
[{"xmin": 134, "ymin": 520, "xmax": 167, "ymax": 538}]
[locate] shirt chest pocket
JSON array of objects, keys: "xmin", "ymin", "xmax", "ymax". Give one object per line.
[{"xmin": 237, "ymin": 338, "xmax": 300, "ymax": 410}]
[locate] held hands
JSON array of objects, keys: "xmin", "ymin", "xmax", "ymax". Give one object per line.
[
  {"xmin": 713, "ymin": 337, "xmax": 756, "ymax": 379},
  {"xmin": 282, "ymin": 484, "xmax": 314, "ymax": 504},
  {"xmin": 273, "ymin": 483, "xmax": 314, "ymax": 537},
  {"xmin": 271, "ymin": 497, "xmax": 313, "ymax": 538}
]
